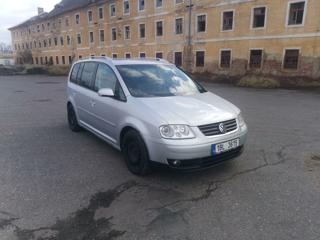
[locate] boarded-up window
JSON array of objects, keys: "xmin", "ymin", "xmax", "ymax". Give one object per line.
[
  {"xmin": 288, "ymin": 1, "xmax": 305, "ymax": 25},
  {"xmin": 249, "ymin": 50, "xmax": 263, "ymax": 69},
  {"xmin": 222, "ymin": 11, "xmax": 234, "ymax": 31},
  {"xmin": 197, "ymin": 15, "xmax": 206, "ymax": 32},
  {"xmin": 156, "ymin": 52, "xmax": 163, "ymax": 59},
  {"xmin": 220, "ymin": 50, "xmax": 231, "ymax": 68},
  {"xmin": 175, "ymin": 52, "xmax": 182, "ymax": 67},
  {"xmin": 253, "ymin": 7, "xmax": 266, "ymax": 28},
  {"xmin": 196, "ymin": 51, "xmax": 205, "ymax": 67},
  {"xmin": 156, "ymin": 21, "xmax": 163, "ymax": 36},
  {"xmin": 283, "ymin": 49, "xmax": 299, "ymax": 69}
]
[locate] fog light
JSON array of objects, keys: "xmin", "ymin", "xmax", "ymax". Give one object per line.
[{"xmin": 172, "ymin": 160, "xmax": 181, "ymax": 166}]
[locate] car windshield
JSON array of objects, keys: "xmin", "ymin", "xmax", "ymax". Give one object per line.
[{"xmin": 116, "ymin": 64, "xmax": 206, "ymax": 97}]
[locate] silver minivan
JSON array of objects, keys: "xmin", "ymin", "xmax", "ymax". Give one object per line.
[{"xmin": 67, "ymin": 57, "xmax": 248, "ymax": 175}]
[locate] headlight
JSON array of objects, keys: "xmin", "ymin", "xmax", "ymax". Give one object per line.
[
  {"xmin": 238, "ymin": 113, "xmax": 245, "ymax": 127},
  {"xmin": 159, "ymin": 125, "xmax": 195, "ymax": 139}
]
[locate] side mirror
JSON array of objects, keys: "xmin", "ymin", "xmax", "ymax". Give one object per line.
[{"xmin": 98, "ymin": 88, "xmax": 115, "ymax": 97}]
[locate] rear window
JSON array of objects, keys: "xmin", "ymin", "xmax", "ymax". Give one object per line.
[
  {"xmin": 79, "ymin": 62, "xmax": 98, "ymax": 89},
  {"xmin": 70, "ymin": 63, "xmax": 80, "ymax": 83}
]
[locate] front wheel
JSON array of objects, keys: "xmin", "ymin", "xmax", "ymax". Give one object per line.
[
  {"xmin": 67, "ymin": 104, "xmax": 82, "ymax": 132},
  {"xmin": 122, "ymin": 130, "xmax": 151, "ymax": 175}
]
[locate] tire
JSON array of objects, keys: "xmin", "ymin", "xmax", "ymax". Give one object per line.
[
  {"xmin": 67, "ymin": 104, "xmax": 82, "ymax": 132},
  {"xmin": 122, "ymin": 130, "xmax": 152, "ymax": 175}
]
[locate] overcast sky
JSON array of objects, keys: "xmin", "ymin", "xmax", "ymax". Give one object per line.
[{"xmin": 0, "ymin": 0, "xmax": 58, "ymax": 44}]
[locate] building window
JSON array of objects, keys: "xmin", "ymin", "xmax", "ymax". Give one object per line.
[
  {"xmin": 197, "ymin": 15, "xmax": 206, "ymax": 32},
  {"xmin": 220, "ymin": 50, "xmax": 232, "ymax": 68},
  {"xmin": 54, "ymin": 37, "xmax": 58, "ymax": 46},
  {"xmin": 288, "ymin": 1, "xmax": 306, "ymax": 26},
  {"xmin": 77, "ymin": 34, "xmax": 81, "ymax": 44},
  {"xmin": 60, "ymin": 36, "xmax": 64, "ymax": 46},
  {"xmin": 125, "ymin": 53, "xmax": 131, "ymax": 59},
  {"xmin": 196, "ymin": 51, "xmax": 205, "ymax": 67},
  {"xmin": 124, "ymin": 0, "xmax": 130, "ymax": 15},
  {"xmin": 112, "ymin": 28, "xmax": 117, "ymax": 41},
  {"xmin": 139, "ymin": 52, "xmax": 146, "ymax": 58},
  {"xmin": 175, "ymin": 18, "xmax": 183, "ymax": 34},
  {"xmin": 67, "ymin": 35, "xmax": 71, "ymax": 45},
  {"xmin": 69, "ymin": 56, "xmax": 72, "ymax": 64},
  {"xmin": 249, "ymin": 49, "xmax": 263, "ymax": 69},
  {"xmin": 174, "ymin": 52, "xmax": 183, "ymax": 67},
  {"xmin": 56, "ymin": 56, "xmax": 59, "ymax": 65},
  {"xmin": 89, "ymin": 31, "xmax": 94, "ymax": 43},
  {"xmin": 100, "ymin": 30, "xmax": 105, "ymax": 42},
  {"xmin": 124, "ymin": 26, "xmax": 131, "ymax": 39},
  {"xmin": 156, "ymin": 52, "xmax": 163, "ymax": 59},
  {"xmin": 252, "ymin": 7, "xmax": 266, "ymax": 28},
  {"xmin": 112, "ymin": 53, "xmax": 118, "ymax": 59},
  {"xmin": 75, "ymin": 14, "xmax": 80, "ymax": 24},
  {"xmin": 43, "ymin": 40, "xmax": 47, "ymax": 48},
  {"xmin": 139, "ymin": 0, "xmax": 145, "ymax": 11},
  {"xmin": 156, "ymin": 21, "xmax": 163, "ymax": 36},
  {"xmin": 65, "ymin": 17, "xmax": 69, "ymax": 27},
  {"xmin": 110, "ymin": 4, "xmax": 116, "ymax": 17},
  {"xmin": 139, "ymin": 23, "xmax": 146, "ymax": 38},
  {"xmin": 79, "ymin": 55, "xmax": 82, "ymax": 59},
  {"xmin": 156, "ymin": 0, "xmax": 163, "ymax": 8},
  {"xmin": 62, "ymin": 56, "xmax": 65, "ymax": 65},
  {"xmin": 283, "ymin": 49, "xmax": 300, "ymax": 69},
  {"xmin": 222, "ymin": 10, "xmax": 234, "ymax": 31},
  {"xmin": 88, "ymin": 10, "xmax": 93, "ymax": 23},
  {"xmin": 98, "ymin": 7, "xmax": 104, "ymax": 19},
  {"xmin": 35, "ymin": 57, "xmax": 39, "ymax": 64},
  {"xmin": 40, "ymin": 57, "xmax": 43, "ymax": 65}
]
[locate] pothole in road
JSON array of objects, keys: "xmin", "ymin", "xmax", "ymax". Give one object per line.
[
  {"xmin": 36, "ymin": 82, "xmax": 62, "ymax": 85},
  {"xmin": 33, "ymin": 99, "xmax": 52, "ymax": 103}
]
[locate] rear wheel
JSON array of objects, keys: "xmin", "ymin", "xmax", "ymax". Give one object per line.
[
  {"xmin": 122, "ymin": 130, "xmax": 151, "ymax": 175},
  {"xmin": 67, "ymin": 104, "xmax": 82, "ymax": 132}
]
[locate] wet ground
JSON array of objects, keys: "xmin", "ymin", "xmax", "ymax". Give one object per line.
[{"xmin": 0, "ymin": 75, "xmax": 319, "ymax": 240}]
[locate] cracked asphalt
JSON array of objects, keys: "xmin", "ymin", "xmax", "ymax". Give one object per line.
[{"xmin": 0, "ymin": 75, "xmax": 320, "ymax": 240}]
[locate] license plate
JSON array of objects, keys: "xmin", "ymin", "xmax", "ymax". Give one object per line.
[{"xmin": 212, "ymin": 138, "xmax": 240, "ymax": 155}]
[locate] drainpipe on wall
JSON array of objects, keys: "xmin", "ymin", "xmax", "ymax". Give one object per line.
[{"xmin": 186, "ymin": 0, "xmax": 193, "ymax": 72}]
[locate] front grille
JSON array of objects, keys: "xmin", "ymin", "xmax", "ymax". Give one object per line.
[{"xmin": 198, "ymin": 119, "xmax": 237, "ymax": 136}]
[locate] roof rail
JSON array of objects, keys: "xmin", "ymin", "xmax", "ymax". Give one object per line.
[
  {"xmin": 76, "ymin": 56, "xmax": 171, "ymax": 64},
  {"xmin": 113, "ymin": 57, "xmax": 170, "ymax": 64}
]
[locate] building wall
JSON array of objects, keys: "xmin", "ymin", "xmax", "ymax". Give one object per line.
[{"xmin": 10, "ymin": 0, "xmax": 320, "ymax": 78}]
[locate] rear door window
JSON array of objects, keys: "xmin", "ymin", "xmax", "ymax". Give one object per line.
[
  {"xmin": 94, "ymin": 64, "xmax": 118, "ymax": 92},
  {"xmin": 79, "ymin": 62, "xmax": 98, "ymax": 89}
]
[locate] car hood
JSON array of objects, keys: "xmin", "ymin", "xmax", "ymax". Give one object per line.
[{"xmin": 136, "ymin": 92, "xmax": 240, "ymax": 126}]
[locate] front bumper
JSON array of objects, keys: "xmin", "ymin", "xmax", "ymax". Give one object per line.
[{"xmin": 146, "ymin": 124, "xmax": 248, "ymax": 168}]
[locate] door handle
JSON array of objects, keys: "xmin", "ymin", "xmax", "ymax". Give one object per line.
[{"xmin": 89, "ymin": 100, "xmax": 96, "ymax": 107}]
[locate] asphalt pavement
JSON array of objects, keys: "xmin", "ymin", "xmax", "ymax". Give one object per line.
[{"xmin": 0, "ymin": 75, "xmax": 319, "ymax": 240}]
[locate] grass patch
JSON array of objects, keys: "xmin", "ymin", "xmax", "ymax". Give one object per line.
[{"xmin": 237, "ymin": 75, "xmax": 280, "ymax": 89}]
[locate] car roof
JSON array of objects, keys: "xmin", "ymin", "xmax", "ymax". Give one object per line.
[{"xmin": 73, "ymin": 57, "xmax": 172, "ymax": 67}]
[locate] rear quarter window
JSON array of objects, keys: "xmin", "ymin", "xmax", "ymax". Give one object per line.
[{"xmin": 70, "ymin": 63, "xmax": 80, "ymax": 83}]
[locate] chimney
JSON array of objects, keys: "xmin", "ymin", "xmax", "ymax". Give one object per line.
[{"xmin": 38, "ymin": 7, "xmax": 44, "ymax": 15}]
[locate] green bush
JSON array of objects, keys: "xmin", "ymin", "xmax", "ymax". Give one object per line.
[
  {"xmin": 24, "ymin": 66, "xmax": 48, "ymax": 75},
  {"xmin": 237, "ymin": 75, "xmax": 280, "ymax": 89},
  {"xmin": 47, "ymin": 65, "xmax": 70, "ymax": 76}
]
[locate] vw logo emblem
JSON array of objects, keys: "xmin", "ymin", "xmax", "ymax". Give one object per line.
[{"xmin": 219, "ymin": 123, "xmax": 226, "ymax": 134}]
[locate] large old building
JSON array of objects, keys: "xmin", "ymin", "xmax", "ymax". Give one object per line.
[{"xmin": 9, "ymin": 0, "xmax": 320, "ymax": 78}]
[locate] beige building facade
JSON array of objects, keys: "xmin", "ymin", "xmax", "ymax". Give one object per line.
[{"xmin": 9, "ymin": 0, "xmax": 320, "ymax": 78}]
